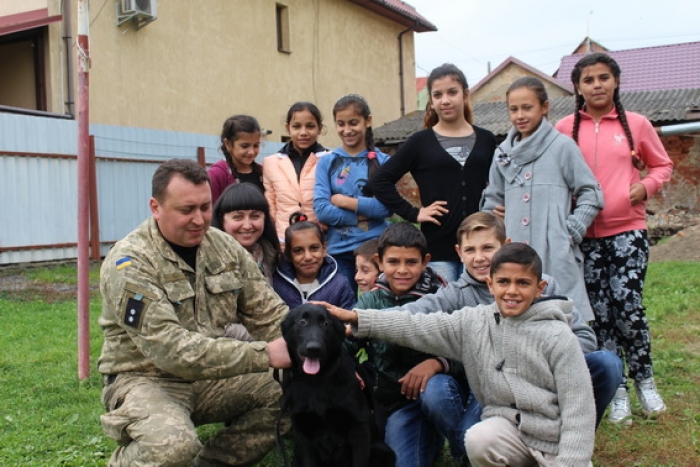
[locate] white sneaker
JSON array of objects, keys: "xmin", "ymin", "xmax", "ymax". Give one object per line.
[
  {"xmin": 635, "ymin": 377, "xmax": 667, "ymax": 417},
  {"xmin": 608, "ymin": 386, "xmax": 633, "ymax": 425}
]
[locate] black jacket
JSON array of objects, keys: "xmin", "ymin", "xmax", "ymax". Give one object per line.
[{"xmin": 371, "ymin": 126, "xmax": 496, "ymax": 261}]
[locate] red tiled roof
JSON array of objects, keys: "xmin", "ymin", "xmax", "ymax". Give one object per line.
[
  {"xmin": 416, "ymin": 77, "xmax": 428, "ymax": 93},
  {"xmin": 348, "ymin": 0, "xmax": 437, "ymax": 32},
  {"xmin": 556, "ymin": 41, "xmax": 700, "ymax": 92}
]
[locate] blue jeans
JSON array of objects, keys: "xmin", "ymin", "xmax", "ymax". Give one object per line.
[
  {"xmin": 428, "ymin": 261, "xmax": 463, "ymax": 283},
  {"xmin": 422, "ymin": 374, "xmax": 481, "ymax": 462},
  {"xmin": 586, "ymin": 349, "xmax": 623, "ymax": 427},
  {"xmin": 385, "ymin": 399, "xmax": 443, "ymax": 467},
  {"xmin": 331, "ymin": 251, "xmax": 358, "ymax": 297}
]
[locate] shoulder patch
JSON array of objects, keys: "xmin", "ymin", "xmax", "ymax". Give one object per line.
[
  {"xmin": 122, "ymin": 293, "xmax": 151, "ymax": 330},
  {"xmin": 116, "ymin": 257, "xmax": 132, "ymax": 270}
]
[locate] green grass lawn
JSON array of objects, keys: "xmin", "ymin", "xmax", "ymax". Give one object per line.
[{"xmin": 0, "ymin": 261, "xmax": 698, "ymax": 466}]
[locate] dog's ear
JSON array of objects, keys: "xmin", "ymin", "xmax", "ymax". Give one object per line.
[
  {"xmin": 327, "ymin": 311, "xmax": 345, "ymax": 338},
  {"xmin": 281, "ymin": 308, "xmax": 297, "ymax": 340}
]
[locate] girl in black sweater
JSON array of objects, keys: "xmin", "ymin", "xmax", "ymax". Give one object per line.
[{"xmin": 371, "ymin": 63, "xmax": 497, "ymax": 281}]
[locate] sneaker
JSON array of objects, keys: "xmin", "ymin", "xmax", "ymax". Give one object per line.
[
  {"xmin": 635, "ymin": 377, "xmax": 667, "ymax": 417},
  {"xmin": 608, "ymin": 386, "xmax": 633, "ymax": 425}
]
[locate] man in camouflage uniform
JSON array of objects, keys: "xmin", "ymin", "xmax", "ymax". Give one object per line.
[{"xmin": 98, "ymin": 158, "xmax": 291, "ymax": 467}]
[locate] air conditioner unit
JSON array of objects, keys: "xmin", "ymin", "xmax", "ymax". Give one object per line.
[
  {"xmin": 121, "ymin": 0, "xmax": 157, "ymax": 17},
  {"xmin": 117, "ymin": 0, "xmax": 157, "ymax": 29}
]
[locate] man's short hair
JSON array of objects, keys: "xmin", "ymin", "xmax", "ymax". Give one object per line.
[
  {"xmin": 152, "ymin": 158, "xmax": 209, "ymax": 202},
  {"xmin": 354, "ymin": 239, "xmax": 379, "ymax": 259},
  {"xmin": 457, "ymin": 212, "xmax": 507, "ymax": 245},
  {"xmin": 353, "ymin": 239, "xmax": 380, "ymax": 270},
  {"xmin": 377, "ymin": 222, "xmax": 428, "ymax": 259},
  {"xmin": 490, "ymin": 242, "xmax": 542, "ymax": 281}
]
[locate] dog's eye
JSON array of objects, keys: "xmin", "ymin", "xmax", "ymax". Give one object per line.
[{"xmin": 298, "ymin": 319, "xmax": 307, "ymax": 326}]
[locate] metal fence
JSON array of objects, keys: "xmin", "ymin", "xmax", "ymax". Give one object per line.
[{"xmin": 0, "ymin": 113, "xmax": 283, "ymax": 265}]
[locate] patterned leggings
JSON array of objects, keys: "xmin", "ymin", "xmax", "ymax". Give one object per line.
[{"xmin": 580, "ymin": 230, "xmax": 653, "ymax": 384}]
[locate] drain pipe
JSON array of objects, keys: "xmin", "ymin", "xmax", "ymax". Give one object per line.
[
  {"xmin": 63, "ymin": 0, "xmax": 75, "ymax": 117},
  {"xmin": 655, "ymin": 121, "xmax": 700, "ymax": 136},
  {"xmin": 397, "ymin": 25, "xmax": 413, "ymax": 117}
]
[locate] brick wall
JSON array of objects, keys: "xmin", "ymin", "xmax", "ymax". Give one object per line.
[{"xmin": 648, "ymin": 135, "xmax": 700, "ymax": 213}]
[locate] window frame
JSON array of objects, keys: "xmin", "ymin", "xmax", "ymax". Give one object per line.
[{"xmin": 275, "ymin": 3, "xmax": 291, "ymax": 54}]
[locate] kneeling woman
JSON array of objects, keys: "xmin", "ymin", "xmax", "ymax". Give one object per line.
[{"xmin": 211, "ymin": 183, "xmax": 280, "ymax": 284}]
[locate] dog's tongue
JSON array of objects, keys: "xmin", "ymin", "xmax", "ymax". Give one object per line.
[{"xmin": 303, "ymin": 357, "xmax": 321, "ymax": 375}]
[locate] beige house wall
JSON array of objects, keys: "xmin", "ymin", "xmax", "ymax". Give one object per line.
[
  {"xmin": 37, "ymin": 0, "xmax": 418, "ymax": 148},
  {"xmin": 0, "ymin": 0, "xmax": 48, "ymax": 17},
  {"xmin": 471, "ymin": 63, "xmax": 571, "ymax": 103}
]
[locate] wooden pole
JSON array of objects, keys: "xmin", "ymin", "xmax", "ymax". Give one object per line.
[
  {"xmin": 197, "ymin": 146, "xmax": 206, "ymax": 168},
  {"xmin": 89, "ymin": 135, "xmax": 101, "ymax": 260}
]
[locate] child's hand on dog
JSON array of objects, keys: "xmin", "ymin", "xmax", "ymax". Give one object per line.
[
  {"xmin": 267, "ymin": 337, "xmax": 292, "ymax": 369},
  {"xmin": 310, "ymin": 301, "xmax": 358, "ymax": 325},
  {"xmin": 398, "ymin": 359, "xmax": 442, "ymax": 400}
]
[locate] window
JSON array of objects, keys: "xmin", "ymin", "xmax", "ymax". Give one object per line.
[
  {"xmin": 276, "ymin": 4, "xmax": 290, "ymax": 54},
  {"xmin": 0, "ymin": 28, "xmax": 47, "ymax": 111}
]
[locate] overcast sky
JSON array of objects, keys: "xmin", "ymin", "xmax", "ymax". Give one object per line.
[{"xmin": 407, "ymin": 0, "xmax": 700, "ymax": 86}]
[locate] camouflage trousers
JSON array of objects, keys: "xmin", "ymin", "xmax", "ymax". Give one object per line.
[{"xmin": 101, "ymin": 370, "xmax": 284, "ymax": 467}]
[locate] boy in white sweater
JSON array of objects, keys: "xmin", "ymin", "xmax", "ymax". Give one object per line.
[{"xmin": 326, "ymin": 242, "xmax": 595, "ymax": 467}]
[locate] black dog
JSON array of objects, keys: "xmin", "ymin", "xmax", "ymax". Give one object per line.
[{"xmin": 280, "ymin": 304, "xmax": 395, "ymax": 467}]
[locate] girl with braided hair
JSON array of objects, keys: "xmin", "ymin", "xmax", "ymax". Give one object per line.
[
  {"xmin": 314, "ymin": 94, "xmax": 391, "ymax": 295},
  {"xmin": 556, "ymin": 52, "xmax": 673, "ymax": 425}
]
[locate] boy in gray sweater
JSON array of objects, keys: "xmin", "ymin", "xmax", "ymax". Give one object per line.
[
  {"xmin": 394, "ymin": 212, "xmax": 621, "ymax": 428},
  {"xmin": 327, "ymin": 242, "xmax": 595, "ymax": 466}
]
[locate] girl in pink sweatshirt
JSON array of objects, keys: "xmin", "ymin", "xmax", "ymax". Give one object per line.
[{"xmin": 556, "ymin": 52, "xmax": 673, "ymax": 425}]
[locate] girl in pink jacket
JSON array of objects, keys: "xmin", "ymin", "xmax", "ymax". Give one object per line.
[
  {"xmin": 263, "ymin": 102, "xmax": 327, "ymax": 247},
  {"xmin": 556, "ymin": 53, "xmax": 673, "ymax": 425}
]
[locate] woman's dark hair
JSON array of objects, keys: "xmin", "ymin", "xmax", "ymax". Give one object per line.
[
  {"xmin": 332, "ymin": 94, "xmax": 380, "ymax": 196},
  {"xmin": 283, "ymin": 211, "xmax": 325, "ymax": 263},
  {"xmin": 570, "ymin": 53, "xmax": 644, "ymax": 170},
  {"xmin": 219, "ymin": 114, "xmax": 264, "ymax": 176},
  {"xmin": 211, "ymin": 183, "xmax": 280, "ymax": 255},
  {"xmin": 424, "ymin": 63, "xmax": 474, "ymax": 128},
  {"xmin": 285, "ymin": 101, "xmax": 324, "ymax": 128}
]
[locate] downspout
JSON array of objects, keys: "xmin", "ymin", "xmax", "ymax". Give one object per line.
[
  {"xmin": 397, "ymin": 26, "xmax": 413, "ymax": 117},
  {"xmin": 63, "ymin": 0, "xmax": 75, "ymax": 117},
  {"xmin": 655, "ymin": 121, "xmax": 700, "ymax": 136}
]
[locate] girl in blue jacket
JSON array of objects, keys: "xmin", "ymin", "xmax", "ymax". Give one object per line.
[
  {"xmin": 273, "ymin": 212, "xmax": 356, "ymax": 310},
  {"xmin": 314, "ymin": 94, "xmax": 391, "ymax": 295}
]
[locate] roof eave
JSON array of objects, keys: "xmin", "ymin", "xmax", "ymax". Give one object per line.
[{"xmin": 348, "ymin": 0, "xmax": 437, "ymax": 32}]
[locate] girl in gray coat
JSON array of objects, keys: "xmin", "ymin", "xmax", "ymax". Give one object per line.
[{"xmin": 481, "ymin": 77, "xmax": 603, "ymax": 321}]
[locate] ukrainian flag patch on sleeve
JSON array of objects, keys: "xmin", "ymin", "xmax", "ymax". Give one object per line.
[{"xmin": 116, "ymin": 257, "xmax": 132, "ymax": 270}]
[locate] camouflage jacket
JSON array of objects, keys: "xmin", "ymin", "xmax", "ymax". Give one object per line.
[{"xmin": 98, "ymin": 218, "xmax": 288, "ymax": 380}]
